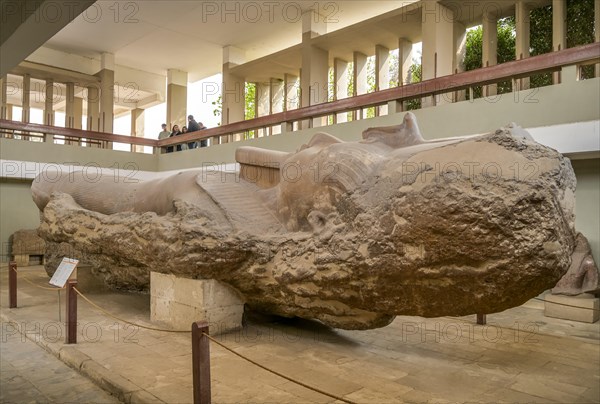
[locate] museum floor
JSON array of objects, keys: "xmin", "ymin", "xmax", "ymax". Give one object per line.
[{"xmin": 1, "ymin": 265, "xmax": 599, "ymax": 403}]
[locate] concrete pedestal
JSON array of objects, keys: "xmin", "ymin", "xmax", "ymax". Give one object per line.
[
  {"xmin": 150, "ymin": 272, "xmax": 245, "ymax": 334},
  {"xmin": 544, "ymin": 293, "xmax": 599, "ymax": 323}
]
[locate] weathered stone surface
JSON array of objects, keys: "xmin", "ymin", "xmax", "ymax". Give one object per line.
[
  {"xmin": 32, "ymin": 113, "xmax": 578, "ymax": 329},
  {"xmin": 10, "ymin": 229, "xmax": 46, "ymax": 266},
  {"xmin": 552, "ymin": 233, "xmax": 600, "ymax": 296}
]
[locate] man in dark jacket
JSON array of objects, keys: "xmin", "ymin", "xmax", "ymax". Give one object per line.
[{"xmin": 187, "ymin": 115, "xmax": 200, "ymax": 149}]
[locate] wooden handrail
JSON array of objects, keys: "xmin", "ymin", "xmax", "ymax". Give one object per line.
[
  {"xmin": 158, "ymin": 42, "xmax": 600, "ymax": 147},
  {"xmin": 1, "ymin": 43, "xmax": 598, "ymax": 151},
  {"xmin": 0, "ymin": 120, "xmax": 157, "ymax": 147}
]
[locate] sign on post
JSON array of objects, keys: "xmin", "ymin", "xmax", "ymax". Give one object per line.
[{"xmin": 49, "ymin": 258, "xmax": 79, "ymax": 288}]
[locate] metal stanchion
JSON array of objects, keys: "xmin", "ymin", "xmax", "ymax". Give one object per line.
[
  {"xmin": 65, "ymin": 280, "xmax": 78, "ymax": 344},
  {"xmin": 8, "ymin": 261, "xmax": 17, "ymax": 308},
  {"xmin": 192, "ymin": 321, "xmax": 211, "ymax": 404},
  {"xmin": 477, "ymin": 313, "xmax": 487, "ymax": 325}
]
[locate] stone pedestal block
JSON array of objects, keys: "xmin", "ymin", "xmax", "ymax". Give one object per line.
[
  {"xmin": 544, "ymin": 293, "xmax": 599, "ymax": 323},
  {"xmin": 150, "ymin": 272, "xmax": 245, "ymax": 334}
]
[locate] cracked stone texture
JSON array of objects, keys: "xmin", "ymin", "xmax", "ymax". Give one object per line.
[{"xmin": 33, "ymin": 113, "xmax": 577, "ymax": 330}]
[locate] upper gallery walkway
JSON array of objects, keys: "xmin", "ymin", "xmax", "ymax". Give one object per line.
[{"xmin": 1, "ymin": 0, "xmax": 598, "ymax": 147}]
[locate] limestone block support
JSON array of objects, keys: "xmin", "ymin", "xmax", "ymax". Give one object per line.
[
  {"xmin": 483, "ymin": 11, "xmax": 498, "ymax": 96},
  {"xmin": 21, "ymin": 74, "xmax": 30, "ymax": 123},
  {"xmin": 166, "ymin": 69, "xmax": 188, "ymax": 131},
  {"xmin": 44, "ymin": 79, "xmax": 54, "ymax": 126},
  {"xmin": 353, "ymin": 51, "xmax": 368, "ymax": 119},
  {"xmin": 87, "ymin": 85, "xmax": 100, "ymax": 132},
  {"xmin": 221, "ymin": 46, "xmax": 246, "ymax": 126},
  {"xmin": 515, "ymin": 1, "xmax": 531, "ymax": 90},
  {"xmin": 150, "ymin": 272, "xmax": 245, "ymax": 335},
  {"xmin": 421, "ymin": 0, "xmax": 456, "ymax": 106},
  {"xmin": 300, "ymin": 10, "xmax": 328, "ymax": 128},
  {"xmin": 333, "ymin": 58, "xmax": 349, "ymax": 123},
  {"xmin": 130, "ymin": 108, "xmax": 145, "ymax": 152},
  {"xmin": 375, "ymin": 45, "xmax": 390, "ymax": 116}
]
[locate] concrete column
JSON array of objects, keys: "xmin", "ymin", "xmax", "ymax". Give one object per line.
[
  {"xmin": 300, "ymin": 9, "xmax": 328, "ymax": 128},
  {"xmin": 333, "ymin": 58, "xmax": 349, "ymax": 123},
  {"xmin": 73, "ymin": 97, "xmax": 83, "ymax": 130},
  {"xmin": 5, "ymin": 104, "xmax": 13, "ymax": 120},
  {"xmin": 21, "ymin": 74, "xmax": 30, "ymax": 123},
  {"xmin": 552, "ymin": 0, "xmax": 567, "ymax": 83},
  {"xmin": 483, "ymin": 11, "xmax": 498, "ymax": 95},
  {"xmin": 515, "ymin": 1, "xmax": 531, "ymax": 89},
  {"xmin": 375, "ymin": 45, "xmax": 390, "ymax": 115},
  {"xmin": 87, "ymin": 85, "xmax": 100, "ymax": 131},
  {"xmin": 421, "ymin": 0, "xmax": 456, "ymax": 106},
  {"xmin": 270, "ymin": 78, "xmax": 284, "ymax": 135},
  {"xmin": 43, "ymin": 79, "xmax": 54, "ymax": 126},
  {"xmin": 166, "ymin": 69, "xmax": 188, "ymax": 131},
  {"xmin": 130, "ymin": 108, "xmax": 145, "ymax": 152},
  {"xmin": 221, "ymin": 46, "xmax": 246, "ymax": 126},
  {"xmin": 65, "ymin": 82, "xmax": 75, "ymax": 128},
  {"xmin": 353, "ymin": 51, "xmax": 368, "ymax": 119},
  {"xmin": 97, "ymin": 53, "xmax": 115, "ymax": 137},
  {"xmin": 284, "ymin": 73, "xmax": 299, "ymax": 111},
  {"xmin": 255, "ymin": 81, "xmax": 270, "ymax": 137},
  {"xmin": 398, "ymin": 39, "xmax": 413, "ymax": 85},
  {"xmin": 453, "ymin": 21, "xmax": 467, "ymax": 102},
  {"xmin": 0, "ymin": 76, "xmax": 7, "ymax": 120},
  {"xmin": 595, "ymin": 0, "xmax": 600, "ymax": 77}
]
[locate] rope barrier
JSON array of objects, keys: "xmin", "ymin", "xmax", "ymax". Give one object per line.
[
  {"xmin": 11, "ymin": 267, "xmax": 65, "ymax": 291},
  {"xmin": 72, "ymin": 287, "xmax": 190, "ymax": 333},
  {"xmin": 533, "ymin": 296, "xmax": 600, "ymax": 312},
  {"xmin": 202, "ymin": 332, "xmax": 357, "ymax": 404}
]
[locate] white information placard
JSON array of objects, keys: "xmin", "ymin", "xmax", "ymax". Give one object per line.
[{"xmin": 49, "ymin": 257, "xmax": 79, "ymax": 288}]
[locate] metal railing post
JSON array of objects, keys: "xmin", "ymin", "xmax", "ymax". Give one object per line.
[
  {"xmin": 65, "ymin": 280, "xmax": 78, "ymax": 344},
  {"xmin": 8, "ymin": 261, "xmax": 17, "ymax": 308},
  {"xmin": 192, "ymin": 321, "xmax": 211, "ymax": 404}
]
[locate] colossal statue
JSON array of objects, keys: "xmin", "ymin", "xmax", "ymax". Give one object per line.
[{"xmin": 32, "ymin": 113, "xmax": 578, "ymax": 329}]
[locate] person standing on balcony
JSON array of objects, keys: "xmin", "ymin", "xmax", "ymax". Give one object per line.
[
  {"xmin": 170, "ymin": 124, "xmax": 183, "ymax": 152},
  {"xmin": 198, "ymin": 122, "xmax": 208, "ymax": 148},
  {"xmin": 158, "ymin": 123, "xmax": 172, "ymax": 153},
  {"xmin": 187, "ymin": 115, "xmax": 200, "ymax": 149}
]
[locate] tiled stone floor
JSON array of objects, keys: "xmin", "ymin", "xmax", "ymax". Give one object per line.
[{"xmin": 1, "ymin": 265, "xmax": 598, "ymax": 403}]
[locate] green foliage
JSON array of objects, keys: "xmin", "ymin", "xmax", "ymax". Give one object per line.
[
  {"xmin": 244, "ymin": 83, "xmax": 256, "ymax": 139},
  {"xmin": 405, "ymin": 64, "xmax": 422, "ymax": 111}
]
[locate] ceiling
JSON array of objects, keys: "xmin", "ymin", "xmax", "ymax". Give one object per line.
[{"xmin": 43, "ymin": 0, "xmax": 406, "ymax": 82}]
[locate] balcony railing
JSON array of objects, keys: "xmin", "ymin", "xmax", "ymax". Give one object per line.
[{"xmin": 1, "ymin": 42, "xmax": 598, "ymax": 154}]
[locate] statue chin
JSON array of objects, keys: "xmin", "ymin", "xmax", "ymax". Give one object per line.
[{"xmin": 33, "ymin": 113, "xmax": 579, "ymax": 330}]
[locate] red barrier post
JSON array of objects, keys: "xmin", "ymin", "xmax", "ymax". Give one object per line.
[
  {"xmin": 8, "ymin": 261, "xmax": 17, "ymax": 308},
  {"xmin": 65, "ymin": 280, "xmax": 78, "ymax": 344},
  {"xmin": 192, "ymin": 321, "xmax": 211, "ymax": 404}
]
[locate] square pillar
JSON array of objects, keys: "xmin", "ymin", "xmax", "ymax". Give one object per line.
[
  {"xmin": 65, "ymin": 82, "xmax": 75, "ymax": 128},
  {"xmin": 483, "ymin": 11, "xmax": 498, "ymax": 96},
  {"xmin": 515, "ymin": 1, "xmax": 531, "ymax": 90},
  {"xmin": 97, "ymin": 53, "xmax": 115, "ymax": 137},
  {"xmin": 21, "ymin": 74, "xmax": 30, "ymax": 123},
  {"xmin": 44, "ymin": 79, "xmax": 54, "ymax": 126},
  {"xmin": 87, "ymin": 85, "xmax": 100, "ymax": 132},
  {"xmin": 375, "ymin": 45, "xmax": 390, "ymax": 116},
  {"xmin": 300, "ymin": 10, "xmax": 328, "ymax": 128},
  {"xmin": 255, "ymin": 81, "xmax": 270, "ymax": 137},
  {"xmin": 221, "ymin": 46, "xmax": 246, "ymax": 126},
  {"xmin": 398, "ymin": 39, "xmax": 413, "ymax": 85},
  {"xmin": 73, "ymin": 97, "xmax": 83, "ymax": 130},
  {"xmin": 166, "ymin": 69, "xmax": 188, "ymax": 131},
  {"xmin": 333, "ymin": 58, "xmax": 348, "ymax": 123},
  {"xmin": 270, "ymin": 78, "xmax": 284, "ymax": 135},
  {"xmin": 552, "ymin": 0, "xmax": 567, "ymax": 83},
  {"xmin": 353, "ymin": 51, "xmax": 368, "ymax": 119},
  {"xmin": 0, "ymin": 76, "xmax": 7, "ymax": 120},
  {"xmin": 421, "ymin": 0, "xmax": 456, "ymax": 106},
  {"xmin": 130, "ymin": 108, "xmax": 145, "ymax": 152}
]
